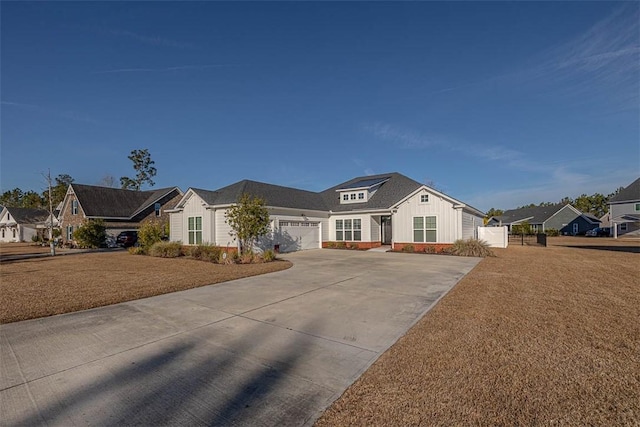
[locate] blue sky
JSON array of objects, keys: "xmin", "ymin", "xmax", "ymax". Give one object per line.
[{"xmin": 1, "ymin": 2, "xmax": 638, "ymax": 212}]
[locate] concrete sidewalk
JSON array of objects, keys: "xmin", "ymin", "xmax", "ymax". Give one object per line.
[{"xmin": 1, "ymin": 249, "xmax": 480, "ymax": 426}]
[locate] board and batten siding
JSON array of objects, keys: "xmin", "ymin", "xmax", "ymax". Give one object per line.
[
  {"xmin": 179, "ymin": 193, "xmax": 214, "ymax": 244},
  {"xmin": 370, "ymin": 216, "xmax": 381, "ymax": 241},
  {"xmin": 393, "ymin": 190, "xmax": 460, "ymax": 243},
  {"xmin": 170, "ymin": 212, "xmax": 183, "ymax": 242}
]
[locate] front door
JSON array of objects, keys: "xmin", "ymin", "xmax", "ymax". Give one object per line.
[{"xmin": 381, "ymin": 216, "xmax": 392, "ymax": 244}]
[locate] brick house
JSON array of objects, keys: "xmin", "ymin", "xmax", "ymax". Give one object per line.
[{"xmin": 59, "ymin": 184, "xmax": 183, "ymax": 242}]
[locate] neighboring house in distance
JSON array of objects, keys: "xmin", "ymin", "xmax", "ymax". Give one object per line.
[
  {"xmin": 486, "ymin": 204, "xmax": 600, "ymax": 235},
  {"xmin": 168, "ymin": 172, "xmax": 484, "ymax": 253},
  {"xmin": 609, "ymin": 177, "xmax": 640, "ymax": 238},
  {"xmin": 0, "ymin": 207, "xmax": 57, "ymax": 242},
  {"xmin": 58, "ymin": 184, "xmax": 183, "ymax": 242}
]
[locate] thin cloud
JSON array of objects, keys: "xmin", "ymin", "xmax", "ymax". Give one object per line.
[
  {"xmin": 93, "ymin": 64, "xmax": 234, "ymax": 74},
  {"xmin": 1, "ymin": 101, "xmax": 99, "ymax": 124},
  {"xmin": 108, "ymin": 28, "xmax": 196, "ymax": 50}
]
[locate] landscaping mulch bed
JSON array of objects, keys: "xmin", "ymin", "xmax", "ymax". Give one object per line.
[
  {"xmin": 317, "ymin": 238, "xmax": 640, "ymax": 426},
  {"xmin": 0, "ymin": 251, "xmax": 291, "ymax": 324}
]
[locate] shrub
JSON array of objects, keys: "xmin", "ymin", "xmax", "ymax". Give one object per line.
[
  {"xmin": 187, "ymin": 244, "xmax": 223, "ymax": 262},
  {"xmin": 73, "ymin": 219, "xmax": 107, "ymax": 248},
  {"xmin": 128, "ymin": 246, "xmax": 146, "ymax": 255},
  {"xmin": 450, "ymin": 238, "xmax": 494, "ymax": 257},
  {"xmin": 262, "ymin": 249, "xmax": 277, "ymax": 262},
  {"xmin": 31, "ymin": 234, "xmax": 42, "ymax": 243},
  {"xmin": 220, "ymin": 251, "xmax": 238, "ymax": 264},
  {"xmin": 240, "ymin": 250, "xmax": 255, "ymax": 264},
  {"xmin": 545, "ymin": 228, "xmax": 560, "ymax": 237},
  {"xmin": 423, "ymin": 245, "xmax": 436, "ymax": 254},
  {"xmin": 401, "ymin": 244, "xmax": 415, "ymax": 253},
  {"xmin": 148, "ymin": 241, "xmax": 182, "ymax": 258},
  {"xmin": 335, "ymin": 241, "xmax": 347, "ymax": 249},
  {"xmin": 138, "ymin": 219, "xmax": 166, "ymax": 249},
  {"xmin": 325, "ymin": 242, "xmax": 336, "ymax": 249}
]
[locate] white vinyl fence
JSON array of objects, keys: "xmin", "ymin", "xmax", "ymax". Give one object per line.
[{"xmin": 478, "ymin": 226, "xmax": 508, "ymax": 248}]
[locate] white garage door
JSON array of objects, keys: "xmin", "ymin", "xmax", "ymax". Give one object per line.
[{"xmin": 277, "ymin": 221, "xmax": 320, "ymax": 252}]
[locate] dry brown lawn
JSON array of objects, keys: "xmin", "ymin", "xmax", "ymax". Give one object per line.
[
  {"xmin": 317, "ymin": 237, "xmax": 640, "ymax": 426},
  {"xmin": 0, "ymin": 251, "xmax": 291, "ymax": 324},
  {"xmin": 0, "ymin": 242, "xmax": 60, "ymax": 256}
]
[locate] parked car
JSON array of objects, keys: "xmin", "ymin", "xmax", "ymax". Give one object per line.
[
  {"xmin": 585, "ymin": 227, "xmax": 610, "ymax": 237},
  {"xmin": 116, "ymin": 230, "xmax": 138, "ymax": 247}
]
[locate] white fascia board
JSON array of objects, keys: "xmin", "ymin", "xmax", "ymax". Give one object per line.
[{"xmin": 330, "ymin": 208, "xmax": 392, "ymax": 215}]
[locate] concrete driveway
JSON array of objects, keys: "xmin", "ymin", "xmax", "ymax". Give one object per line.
[{"xmin": 1, "ymin": 249, "xmax": 480, "ymax": 426}]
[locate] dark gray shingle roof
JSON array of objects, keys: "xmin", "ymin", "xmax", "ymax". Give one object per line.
[
  {"xmin": 498, "ymin": 204, "xmax": 567, "ymax": 224},
  {"xmin": 192, "ymin": 180, "xmax": 329, "ymax": 211},
  {"xmin": 610, "ymin": 178, "xmax": 640, "ymax": 203},
  {"xmin": 4, "ymin": 207, "xmax": 50, "ymax": 224},
  {"xmin": 73, "ymin": 184, "xmax": 179, "ymax": 218},
  {"xmin": 321, "ymin": 172, "xmax": 422, "ymax": 212}
]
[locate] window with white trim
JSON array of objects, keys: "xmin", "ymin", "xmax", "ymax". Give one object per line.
[
  {"xmin": 72, "ymin": 200, "xmax": 78, "ymax": 215},
  {"xmin": 620, "ymin": 223, "xmax": 628, "ymax": 232},
  {"xmin": 188, "ymin": 216, "xmax": 202, "ymax": 244},
  {"xmin": 350, "ymin": 193, "xmax": 356, "ymax": 200},
  {"xmin": 358, "ymin": 192, "xmax": 365, "ymax": 200},
  {"xmin": 67, "ymin": 225, "xmax": 74, "ymax": 240},
  {"xmin": 342, "ymin": 194, "xmax": 349, "ymax": 201},
  {"xmin": 420, "ymin": 194, "xmax": 429, "ymax": 203},
  {"xmin": 335, "ymin": 219, "xmax": 361, "ymax": 241},
  {"xmin": 155, "ymin": 203, "xmax": 161, "ymax": 217},
  {"xmin": 13, "ymin": 228, "xmax": 17, "ymax": 239},
  {"xmin": 413, "ymin": 216, "xmax": 437, "ymax": 242},
  {"xmin": 635, "ymin": 203, "xmax": 640, "ymax": 211}
]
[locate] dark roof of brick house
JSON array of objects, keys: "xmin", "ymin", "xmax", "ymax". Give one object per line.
[
  {"xmin": 71, "ymin": 184, "xmax": 181, "ymax": 219},
  {"xmin": 609, "ymin": 178, "xmax": 640, "ymax": 204}
]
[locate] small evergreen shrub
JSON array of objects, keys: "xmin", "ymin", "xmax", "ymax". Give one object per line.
[
  {"xmin": 148, "ymin": 241, "xmax": 182, "ymax": 258},
  {"xmin": 138, "ymin": 219, "xmax": 166, "ymax": 249},
  {"xmin": 451, "ymin": 238, "xmax": 494, "ymax": 257},
  {"xmin": 335, "ymin": 242, "xmax": 347, "ymax": 249},
  {"xmin": 325, "ymin": 242, "xmax": 336, "ymax": 248},
  {"xmin": 401, "ymin": 244, "xmax": 415, "ymax": 253},
  {"xmin": 423, "ymin": 245, "xmax": 436, "ymax": 254},
  {"xmin": 73, "ymin": 219, "xmax": 107, "ymax": 248}
]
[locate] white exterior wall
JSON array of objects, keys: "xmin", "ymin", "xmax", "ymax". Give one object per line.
[
  {"xmin": 170, "ymin": 212, "xmax": 183, "ymax": 242},
  {"xmin": 370, "ymin": 216, "xmax": 381, "ymax": 241},
  {"xmin": 180, "ymin": 194, "xmax": 214, "ymax": 244},
  {"xmin": 328, "ymin": 214, "xmax": 372, "ymax": 241},
  {"xmin": 393, "ymin": 190, "xmax": 460, "ymax": 243},
  {"xmin": 215, "ymin": 209, "xmax": 235, "ymax": 247},
  {"xmin": 462, "ymin": 211, "xmax": 483, "ymax": 240}
]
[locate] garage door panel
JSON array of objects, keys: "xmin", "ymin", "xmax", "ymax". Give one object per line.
[{"xmin": 277, "ymin": 221, "xmax": 320, "ymax": 252}]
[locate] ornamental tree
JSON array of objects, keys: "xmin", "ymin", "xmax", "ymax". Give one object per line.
[{"xmin": 225, "ymin": 194, "xmax": 270, "ymax": 254}]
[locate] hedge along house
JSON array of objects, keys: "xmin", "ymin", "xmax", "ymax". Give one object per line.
[
  {"xmin": 168, "ymin": 172, "xmax": 484, "ymax": 253},
  {"xmin": 486, "ymin": 203, "xmax": 600, "ymax": 235},
  {"xmin": 58, "ymin": 184, "xmax": 183, "ymax": 243}
]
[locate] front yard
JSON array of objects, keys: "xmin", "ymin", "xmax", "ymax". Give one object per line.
[
  {"xmin": 0, "ymin": 251, "xmax": 291, "ymax": 324},
  {"xmin": 317, "ymin": 237, "xmax": 640, "ymax": 426}
]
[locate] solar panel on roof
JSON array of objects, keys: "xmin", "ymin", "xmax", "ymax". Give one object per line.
[{"xmin": 338, "ymin": 177, "xmax": 389, "ymax": 190}]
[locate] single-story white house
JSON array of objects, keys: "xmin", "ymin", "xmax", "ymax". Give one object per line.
[
  {"xmin": 0, "ymin": 206, "xmax": 57, "ymax": 243},
  {"xmin": 168, "ymin": 172, "xmax": 484, "ymax": 253}
]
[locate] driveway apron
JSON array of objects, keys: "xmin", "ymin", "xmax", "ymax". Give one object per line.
[{"xmin": 1, "ymin": 250, "xmax": 480, "ymax": 426}]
